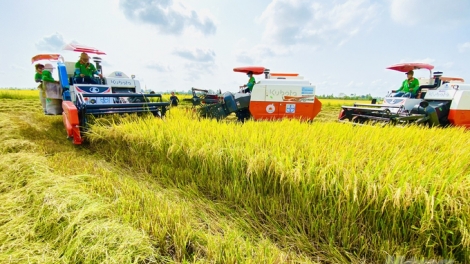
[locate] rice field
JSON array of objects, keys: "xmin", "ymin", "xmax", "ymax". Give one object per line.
[{"xmin": 0, "ymin": 89, "xmax": 469, "ymax": 263}]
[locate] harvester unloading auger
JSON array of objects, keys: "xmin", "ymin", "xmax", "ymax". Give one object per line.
[
  {"xmin": 32, "ymin": 43, "xmax": 170, "ymax": 145},
  {"xmin": 338, "ymin": 62, "xmax": 470, "ymax": 129},
  {"xmin": 194, "ymin": 66, "xmax": 322, "ymax": 122}
]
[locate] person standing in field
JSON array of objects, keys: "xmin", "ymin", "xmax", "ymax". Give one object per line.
[
  {"xmin": 41, "ymin": 64, "xmax": 60, "ymax": 84},
  {"xmin": 240, "ymin": 71, "xmax": 255, "ymax": 93},
  {"xmin": 394, "ymin": 70, "xmax": 420, "ymax": 98},
  {"xmin": 170, "ymin": 92, "xmax": 179, "ymax": 107},
  {"xmin": 34, "ymin": 63, "xmax": 46, "ymax": 113}
]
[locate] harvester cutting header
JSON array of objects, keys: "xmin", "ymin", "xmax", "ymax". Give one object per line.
[{"xmin": 196, "ymin": 66, "xmax": 322, "ymax": 122}]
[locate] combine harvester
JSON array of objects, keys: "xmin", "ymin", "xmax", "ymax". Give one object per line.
[
  {"xmin": 338, "ymin": 62, "xmax": 470, "ymax": 128},
  {"xmin": 196, "ymin": 66, "xmax": 322, "ymax": 122},
  {"xmin": 32, "ymin": 43, "xmax": 170, "ymax": 145}
]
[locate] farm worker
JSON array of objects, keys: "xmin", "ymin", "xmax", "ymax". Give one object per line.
[
  {"xmin": 34, "ymin": 63, "xmax": 46, "ymax": 113},
  {"xmin": 74, "ymin": 52, "xmax": 103, "ymax": 84},
  {"xmin": 394, "ymin": 70, "xmax": 420, "ymax": 98},
  {"xmin": 170, "ymin": 91, "xmax": 179, "ymax": 107},
  {"xmin": 240, "ymin": 71, "xmax": 255, "ymax": 93},
  {"xmin": 41, "ymin": 64, "xmax": 60, "ymax": 84},
  {"xmin": 34, "ymin": 63, "xmax": 44, "ymax": 83}
]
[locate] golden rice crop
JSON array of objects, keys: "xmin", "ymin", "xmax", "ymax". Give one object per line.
[
  {"xmin": 0, "ymin": 89, "xmax": 39, "ymax": 100},
  {"xmin": 87, "ymin": 108, "xmax": 470, "ymax": 263},
  {"xmin": 0, "ymin": 98, "xmax": 316, "ymax": 263},
  {"xmin": 3, "ymin": 90, "xmax": 468, "ymax": 262}
]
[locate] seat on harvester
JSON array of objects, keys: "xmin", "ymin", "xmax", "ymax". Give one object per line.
[{"xmin": 417, "ymin": 74, "xmax": 442, "ymax": 98}]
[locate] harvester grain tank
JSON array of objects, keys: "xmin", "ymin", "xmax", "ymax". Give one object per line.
[
  {"xmin": 197, "ymin": 66, "xmax": 322, "ymax": 122},
  {"xmin": 338, "ymin": 62, "xmax": 470, "ymax": 128}
]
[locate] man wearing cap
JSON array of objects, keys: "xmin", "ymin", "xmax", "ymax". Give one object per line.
[
  {"xmin": 34, "ymin": 63, "xmax": 44, "ymax": 83},
  {"xmin": 34, "ymin": 64, "xmax": 46, "ymax": 113},
  {"xmin": 240, "ymin": 71, "xmax": 256, "ymax": 93},
  {"xmin": 41, "ymin": 64, "xmax": 60, "ymax": 84},
  {"xmin": 74, "ymin": 52, "xmax": 102, "ymax": 84},
  {"xmin": 394, "ymin": 70, "xmax": 420, "ymax": 98}
]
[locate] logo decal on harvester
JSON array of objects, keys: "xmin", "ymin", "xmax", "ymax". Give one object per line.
[
  {"xmin": 90, "ymin": 87, "xmax": 100, "ymax": 93},
  {"xmin": 75, "ymin": 86, "xmax": 111, "ymax": 94},
  {"xmin": 301, "ymin": 87, "xmax": 314, "ymax": 95},
  {"xmin": 266, "ymin": 104, "xmax": 275, "ymax": 114},
  {"xmin": 286, "ymin": 104, "xmax": 296, "ymax": 113}
]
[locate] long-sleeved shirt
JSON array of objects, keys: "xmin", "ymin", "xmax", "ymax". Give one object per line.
[{"xmin": 397, "ymin": 78, "xmax": 420, "ymax": 94}]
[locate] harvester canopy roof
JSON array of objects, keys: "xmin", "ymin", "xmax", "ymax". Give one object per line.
[
  {"xmin": 233, "ymin": 66, "xmax": 265, "ymax": 75},
  {"xmin": 386, "ymin": 63, "xmax": 434, "ymax": 72},
  {"xmin": 31, "ymin": 54, "xmax": 62, "ymax": 64},
  {"xmin": 63, "ymin": 43, "xmax": 106, "ymax": 55}
]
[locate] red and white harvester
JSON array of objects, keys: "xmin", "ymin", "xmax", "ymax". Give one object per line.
[
  {"xmin": 197, "ymin": 66, "xmax": 322, "ymax": 122},
  {"xmin": 338, "ymin": 62, "xmax": 470, "ymax": 128}
]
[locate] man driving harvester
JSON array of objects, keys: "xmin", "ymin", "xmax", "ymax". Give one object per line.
[
  {"xmin": 74, "ymin": 52, "xmax": 103, "ymax": 84},
  {"xmin": 240, "ymin": 71, "xmax": 255, "ymax": 93},
  {"xmin": 394, "ymin": 70, "xmax": 420, "ymax": 98}
]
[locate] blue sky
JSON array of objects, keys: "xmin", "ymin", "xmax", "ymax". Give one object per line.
[{"xmin": 0, "ymin": 0, "xmax": 469, "ymax": 96}]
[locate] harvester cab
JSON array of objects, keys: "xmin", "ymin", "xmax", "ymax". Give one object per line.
[
  {"xmin": 197, "ymin": 66, "xmax": 322, "ymax": 122},
  {"xmin": 33, "ymin": 43, "xmax": 170, "ymax": 145},
  {"xmin": 338, "ymin": 62, "xmax": 470, "ymax": 128}
]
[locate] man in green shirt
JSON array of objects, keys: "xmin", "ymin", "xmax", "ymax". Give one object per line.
[
  {"xmin": 74, "ymin": 52, "xmax": 102, "ymax": 84},
  {"xmin": 34, "ymin": 63, "xmax": 44, "ymax": 84},
  {"xmin": 394, "ymin": 70, "xmax": 420, "ymax": 98},
  {"xmin": 34, "ymin": 63, "xmax": 46, "ymax": 113},
  {"xmin": 41, "ymin": 64, "xmax": 59, "ymax": 84},
  {"xmin": 240, "ymin": 71, "xmax": 256, "ymax": 93}
]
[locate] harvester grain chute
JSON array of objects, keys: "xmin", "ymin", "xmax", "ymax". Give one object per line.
[
  {"xmin": 338, "ymin": 62, "xmax": 470, "ymax": 128},
  {"xmin": 32, "ymin": 43, "xmax": 170, "ymax": 145},
  {"xmin": 196, "ymin": 66, "xmax": 322, "ymax": 122}
]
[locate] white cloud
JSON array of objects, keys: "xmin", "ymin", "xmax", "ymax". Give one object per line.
[
  {"xmin": 35, "ymin": 32, "xmax": 66, "ymax": 52},
  {"xmin": 258, "ymin": 0, "xmax": 380, "ymax": 47},
  {"xmin": 146, "ymin": 62, "xmax": 172, "ymax": 72},
  {"xmin": 390, "ymin": 0, "xmax": 470, "ymax": 26},
  {"xmin": 172, "ymin": 47, "xmax": 215, "ymax": 62},
  {"xmin": 120, "ymin": 0, "xmax": 216, "ymax": 36},
  {"xmin": 234, "ymin": 44, "xmax": 292, "ymax": 64},
  {"xmin": 182, "ymin": 61, "xmax": 217, "ymax": 81},
  {"xmin": 459, "ymin": 42, "xmax": 470, "ymax": 53}
]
